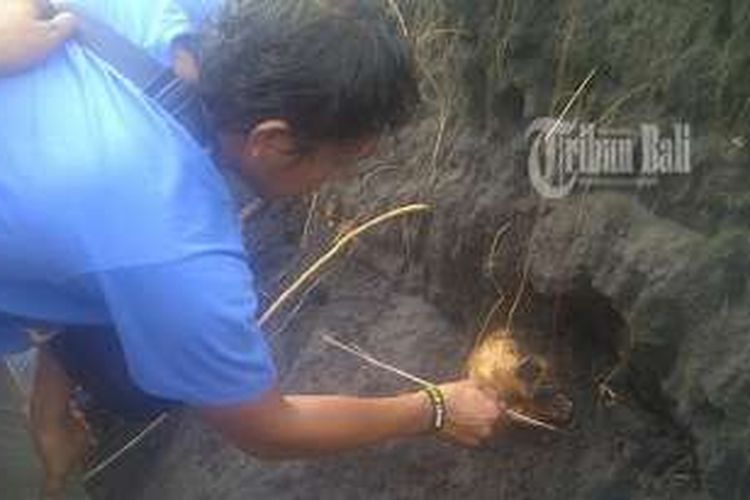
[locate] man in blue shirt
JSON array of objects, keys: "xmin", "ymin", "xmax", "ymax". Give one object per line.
[{"xmin": 0, "ymin": 0, "xmax": 503, "ymax": 497}]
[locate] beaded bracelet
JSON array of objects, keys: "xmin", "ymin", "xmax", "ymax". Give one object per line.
[{"xmin": 422, "ymin": 384, "xmax": 446, "ymax": 432}]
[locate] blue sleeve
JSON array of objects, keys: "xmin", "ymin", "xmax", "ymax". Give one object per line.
[
  {"xmin": 59, "ymin": 0, "xmax": 194, "ymax": 65},
  {"xmin": 94, "ymin": 253, "xmax": 277, "ymax": 406}
]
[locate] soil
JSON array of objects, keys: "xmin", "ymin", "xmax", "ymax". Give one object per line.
[
  {"xmin": 87, "ymin": 0, "xmax": 750, "ymax": 498},
  {"xmin": 85, "ymin": 265, "xmax": 696, "ymax": 500},
  {"xmin": 86, "ymin": 163, "xmax": 715, "ymax": 499}
]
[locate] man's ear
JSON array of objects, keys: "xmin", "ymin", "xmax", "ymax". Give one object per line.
[{"xmin": 244, "ymin": 120, "xmax": 298, "ymax": 162}]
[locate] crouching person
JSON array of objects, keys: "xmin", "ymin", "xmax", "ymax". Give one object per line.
[{"xmin": 0, "ymin": 0, "xmax": 504, "ymax": 497}]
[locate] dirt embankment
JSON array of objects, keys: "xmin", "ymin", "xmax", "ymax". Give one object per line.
[
  {"xmin": 93, "ymin": 128, "xmax": 747, "ymax": 500},
  {"xmin": 90, "ymin": 1, "xmax": 750, "ymax": 499}
]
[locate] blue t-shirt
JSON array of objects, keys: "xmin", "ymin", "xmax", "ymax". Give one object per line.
[{"xmin": 0, "ymin": 0, "xmax": 276, "ymax": 406}]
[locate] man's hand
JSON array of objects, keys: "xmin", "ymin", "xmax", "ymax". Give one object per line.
[
  {"xmin": 0, "ymin": 0, "xmax": 77, "ymax": 76},
  {"xmin": 437, "ymin": 380, "xmax": 505, "ymax": 447}
]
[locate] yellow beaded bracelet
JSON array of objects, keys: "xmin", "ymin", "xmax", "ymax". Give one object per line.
[{"xmin": 422, "ymin": 384, "xmax": 446, "ymax": 432}]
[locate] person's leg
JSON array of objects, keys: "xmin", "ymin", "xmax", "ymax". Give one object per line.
[
  {"xmin": 16, "ymin": 326, "xmax": 179, "ymax": 497},
  {"xmin": 1, "ymin": 358, "xmax": 89, "ymax": 500},
  {"xmin": 30, "ymin": 347, "xmax": 92, "ymax": 499},
  {"xmin": 0, "ymin": 359, "xmax": 42, "ymax": 499},
  {"xmin": 47, "ymin": 326, "xmax": 180, "ymax": 421}
]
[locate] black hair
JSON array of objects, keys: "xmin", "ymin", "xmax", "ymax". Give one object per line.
[{"xmin": 199, "ymin": 0, "xmax": 420, "ymax": 147}]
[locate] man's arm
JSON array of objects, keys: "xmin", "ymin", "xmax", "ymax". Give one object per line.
[
  {"xmin": 0, "ymin": 0, "xmax": 77, "ymax": 76},
  {"xmin": 96, "ymin": 254, "xmax": 503, "ymax": 459},
  {"xmin": 201, "ymin": 381, "xmax": 502, "ymax": 459}
]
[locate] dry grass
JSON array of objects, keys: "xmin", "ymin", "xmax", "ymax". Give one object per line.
[{"xmin": 259, "ymin": 203, "xmax": 431, "ymax": 326}]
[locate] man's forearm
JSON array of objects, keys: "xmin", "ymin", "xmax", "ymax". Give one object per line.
[
  {"xmin": 266, "ymin": 393, "xmax": 432, "ymax": 457},
  {"xmin": 202, "ymin": 390, "xmax": 433, "ymax": 459}
]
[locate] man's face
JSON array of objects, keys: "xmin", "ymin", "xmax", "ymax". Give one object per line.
[{"xmin": 217, "ymin": 120, "xmax": 377, "ymax": 198}]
